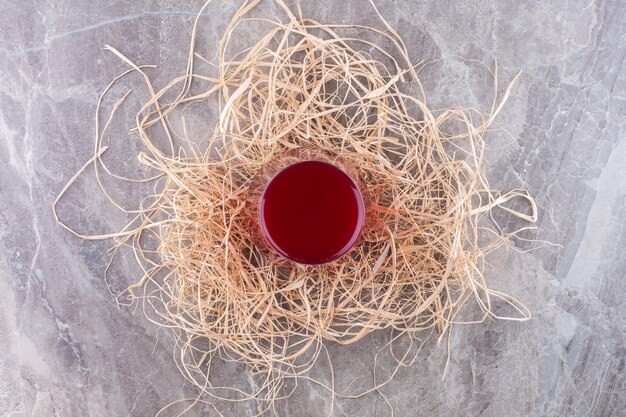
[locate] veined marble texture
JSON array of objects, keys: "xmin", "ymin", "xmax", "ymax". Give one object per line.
[{"xmin": 0, "ymin": 1, "xmax": 624, "ymax": 416}]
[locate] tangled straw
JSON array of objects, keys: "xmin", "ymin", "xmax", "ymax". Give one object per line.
[{"xmin": 54, "ymin": 0, "xmax": 538, "ymax": 412}]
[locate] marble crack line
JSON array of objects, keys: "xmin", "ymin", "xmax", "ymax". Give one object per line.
[
  {"xmin": 20, "ymin": 85, "xmax": 88, "ymax": 381},
  {"xmin": 22, "ymin": 84, "xmax": 42, "ymax": 314},
  {"xmin": 2, "ymin": 8, "xmax": 221, "ymax": 58}
]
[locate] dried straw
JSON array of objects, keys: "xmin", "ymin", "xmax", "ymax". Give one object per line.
[{"xmin": 54, "ymin": 0, "xmax": 537, "ymax": 412}]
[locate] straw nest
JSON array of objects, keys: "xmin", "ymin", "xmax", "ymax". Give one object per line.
[{"xmin": 55, "ymin": 0, "xmax": 537, "ymax": 408}]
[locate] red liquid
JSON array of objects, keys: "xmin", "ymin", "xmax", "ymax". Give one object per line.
[{"xmin": 260, "ymin": 161, "xmax": 365, "ymax": 265}]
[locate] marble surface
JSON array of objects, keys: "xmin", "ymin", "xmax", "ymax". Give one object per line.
[{"xmin": 1, "ymin": 0, "xmax": 625, "ymax": 416}]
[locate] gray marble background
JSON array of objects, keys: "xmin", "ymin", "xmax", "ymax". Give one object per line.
[{"xmin": 1, "ymin": 0, "xmax": 625, "ymax": 416}]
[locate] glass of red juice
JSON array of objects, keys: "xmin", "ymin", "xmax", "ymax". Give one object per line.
[{"xmin": 246, "ymin": 149, "xmax": 365, "ymax": 265}]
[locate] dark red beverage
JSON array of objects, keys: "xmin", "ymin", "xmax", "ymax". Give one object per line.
[{"xmin": 259, "ymin": 161, "xmax": 365, "ymax": 265}]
